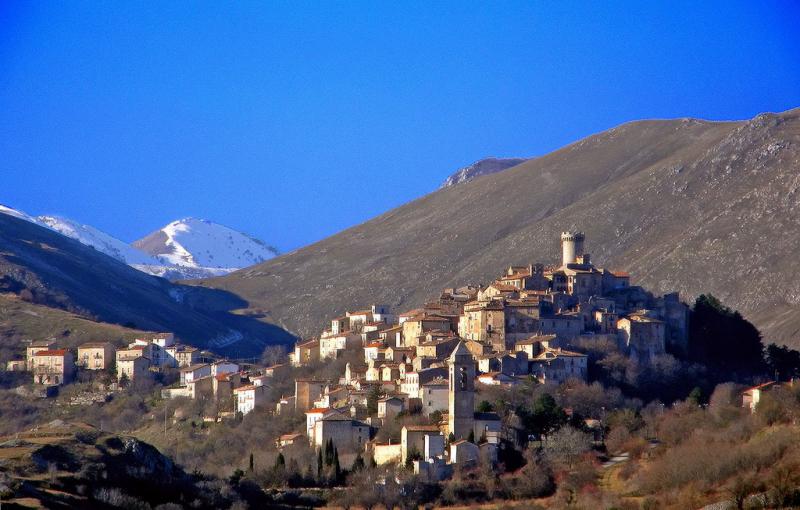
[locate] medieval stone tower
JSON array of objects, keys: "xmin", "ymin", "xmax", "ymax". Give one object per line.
[
  {"xmin": 448, "ymin": 341, "xmax": 475, "ymax": 440},
  {"xmin": 561, "ymin": 231, "xmax": 585, "ymax": 265}
]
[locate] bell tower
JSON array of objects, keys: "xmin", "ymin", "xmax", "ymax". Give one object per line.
[{"xmin": 448, "ymin": 341, "xmax": 475, "ymax": 440}]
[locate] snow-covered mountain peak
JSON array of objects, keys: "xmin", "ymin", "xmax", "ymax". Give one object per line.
[{"xmin": 134, "ymin": 218, "xmax": 279, "ymax": 270}]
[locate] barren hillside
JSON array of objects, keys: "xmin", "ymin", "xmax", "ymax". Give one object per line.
[{"xmin": 192, "ymin": 108, "xmax": 800, "ymax": 346}]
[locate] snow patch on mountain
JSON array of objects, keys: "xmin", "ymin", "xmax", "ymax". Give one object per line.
[
  {"xmin": 37, "ymin": 215, "xmax": 159, "ymax": 266},
  {"xmin": 0, "ymin": 204, "xmax": 37, "ymax": 222},
  {"xmin": 134, "ymin": 218, "xmax": 279, "ymax": 270}
]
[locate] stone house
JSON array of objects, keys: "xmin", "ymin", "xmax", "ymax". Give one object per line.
[
  {"xmin": 180, "ymin": 363, "xmax": 211, "ymax": 385},
  {"xmin": 458, "ymin": 300, "xmax": 505, "ymax": 343},
  {"xmin": 295, "ymin": 379, "xmax": 327, "ymax": 412},
  {"xmin": 449, "ymin": 440, "xmax": 479, "ymax": 466},
  {"xmin": 166, "ymin": 345, "xmax": 200, "ymax": 367},
  {"xmin": 742, "ymin": 381, "xmax": 777, "ymax": 413},
  {"xmin": 319, "ymin": 332, "xmax": 361, "ymax": 359},
  {"xmin": 234, "ymin": 384, "xmax": 268, "ymax": 415},
  {"xmin": 312, "ymin": 414, "xmax": 371, "ymax": 453},
  {"xmin": 529, "ymin": 348, "xmax": 588, "ymax": 384},
  {"xmin": 292, "ymin": 339, "xmax": 320, "ymax": 366},
  {"xmin": 420, "ymin": 377, "xmax": 449, "ymax": 415},
  {"xmin": 617, "ymin": 312, "xmax": 666, "ymax": 360},
  {"xmin": 377, "ymin": 396, "xmax": 404, "ymax": 419},
  {"xmin": 401, "ymin": 425, "xmax": 442, "ymax": 465},
  {"xmin": 117, "ymin": 355, "xmax": 150, "ymax": 383},
  {"xmin": 77, "ymin": 342, "xmax": 115, "ymax": 371},
  {"xmin": 26, "ymin": 340, "xmax": 56, "ymax": 371},
  {"xmin": 32, "ymin": 349, "xmax": 74, "ymax": 385},
  {"xmin": 401, "ymin": 315, "xmax": 452, "ymax": 347}
]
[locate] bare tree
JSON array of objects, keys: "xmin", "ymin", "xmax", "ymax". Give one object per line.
[{"xmin": 543, "ymin": 425, "xmax": 592, "ymax": 468}]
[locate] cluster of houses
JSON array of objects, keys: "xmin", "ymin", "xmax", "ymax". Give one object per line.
[
  {"xmin": 6, "ymin": 333, "xmax": 208, "ymax": 388},
  {"xmin": 270, "ymin": 232, "xmax": 692, "ymax": 478},
  {"xmin": 4, "ymin": 231, "xmax": 705, "ymax": 479}
]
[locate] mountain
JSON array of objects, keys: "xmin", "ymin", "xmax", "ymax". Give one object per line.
[
  {"xmin": 440, "ymin": 157, "xmax": 528, "ymax": 188},
  {"xmin": 0, "ymin": 208, "xmax": 278, "ymax": 280},
  {"xmin": 192, "ymin": 107, "xmax": 800, "ymax": 347},
  {"xmin": 36, "ymin": 215, "xmax": 162, "ymax": 266},
  {"xmin": 133, "ymin": 217, "xmax": 279, "ymax": 274},
  {"xmin": 0, "ymin": 212, "xmax": 293, "ymax": 355}
]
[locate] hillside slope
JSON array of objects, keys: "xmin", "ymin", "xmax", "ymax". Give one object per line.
[
  {"xmin": 0, "ymin": 213, "xmax": 293, "ymax": 355},
  {"xmin": 193, "ymin": 108, "xmax": 800, "ymax": 346}
]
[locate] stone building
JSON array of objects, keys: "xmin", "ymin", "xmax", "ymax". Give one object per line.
[
  {"xmin": 617, "ymin": 312, "xmax": 666, "ymax": 360},
  {"xmin": 448, "ymin": 342, "xmax": 475, "ymax": 440},
  {"xmin": 77, "ymin": 342, "xmax": 115, "ymax": 371},
  {"xmin": 295, "ymin": 379, "xmax": 327, "ymax": 412},
  {"xmin": 117, "ymin": 355, "xmax": 150, "ymax": 383},
  {"xmin": 26, "ymin": 340, "xmax": 56, "ymax": 371},
  {"xmin": 32, "ymin": 349, "xmax": 74, "ymax": 385}
]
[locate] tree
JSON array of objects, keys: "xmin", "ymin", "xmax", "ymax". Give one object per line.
[
  {"xmin": 261, "ymin": 345, "xmax": 287, "ymax": 367},
  {"xmin": 366, "ymin": 385, "xmax": 383, "ymax": 416},
  {"xmin": 521, "ymin": 393, "xmax": 567, "ymax": 441},
  {"xmin": 687, "ymin": 387, "xmax": 703, "ymax": 406},
  {"xmin": 249, "ymin": 452, "xmax": 255, "ymax": 472},
  {"xmin": 274, "ymin": 452, "xmax": 285, "ymax": 470},
  {"xmin": 514, "ymin": 447, "xmax": 555, "ymax": 498},
  {"xmin": 689, "ymin": 294, "xmax": 765, "ymax": 374},
  {"xmin": 765, "ymin": 343, "xmax": 800, "ymax": 381},
  {"xmin": 477, "ymin": 400, "xmax": 494, "ymax": 413},
  {"xmin": 351, "ymin": 452, "xmax": 365, "ymax": 472},
  {"xmin": 467, "ymin": 429, "xmax": 475, "ymax": 444},
  {"xmin": 333, "ymin": 447, "xmax": 341, "ymax": 481},
  {"xmin": 543, "ymin": 425, "xmax": 592, "ymax": 468},
  {"xmin": 317, "ymin": 448, "xmax": 323, "ymax": 479}
]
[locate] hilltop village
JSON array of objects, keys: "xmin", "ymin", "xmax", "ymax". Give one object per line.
[{"xmin": 5, "ymin": 231, "xmax": 694, "ymax": 481}]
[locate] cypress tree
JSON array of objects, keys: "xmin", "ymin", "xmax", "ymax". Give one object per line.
[
  {"xmin": 317, "ymin": 448, "xmax": 323, "ymax": 479},
  {"xmin": 333, "ymin": 446, "xmax": 341, "ymax": 480},
  {"xmin": 248, "ymin": 452, "xmax": 254, "ymax": 472}
]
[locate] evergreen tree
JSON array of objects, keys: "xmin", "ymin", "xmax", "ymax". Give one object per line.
[
  {"xmin": 317, "ymin": 448, "xmax": 323, "ymax": 479},
  {"xmin": 468, "ymin": 429, "xmax": 475, "ymax": 443},
  {"xmin": 333, "ymin": 446, "xmax": 341, "ymax": 481},
  {"xmin": 248, "ymin": 452, "xmax": 254, "ymax": 472},
  {"xmin": 352, "ymin": 452, "xmax": 365, "ymax": 472},
  {"xmin": 688, "ymin": 294, "xmax": 765, "ymax": 374},
  {"xmin": 275, "ymin": 452, "xmax": 286, "ymax": 470}
]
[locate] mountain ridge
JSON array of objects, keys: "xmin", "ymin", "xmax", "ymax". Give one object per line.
[
  {"xmin": 0, "ymin": 208, "xmax": 278, "ymax": 280},
  {"xmin": 191, "ymin": 108, "xmax": 800, "ymax": 347},
  {"xmin": 0, "ymin": 213, "xmax": 294, "ymax": 355}
]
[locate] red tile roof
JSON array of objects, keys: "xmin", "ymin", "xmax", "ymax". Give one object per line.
[{"xmin": 34, "ymin": 349, "xmax": 67, "ymax": 357}]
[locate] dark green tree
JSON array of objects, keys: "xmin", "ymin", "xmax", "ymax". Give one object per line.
[
  {"xmin": 366, "ymin": 385, "xmax": 383, "ymax": 416},
  {"xmin": 275, "ymin": 452, "xmax": 285, "ymax": 470},
  {"xmin": 521, "ymin": 393, "xmax": 567, "ymax": 440},
  {"xmin": 688, "ymin": 294, "xmax": 765, "ymax": 374},
  {"xmin": 317, "ymin": 448, "xmax": 323, "ymax": 479},
  {"xmin": 352, "ymin": 452, "xmax": 365, "ymax": 472},
  {"xmin": 249, "ymin": 452, "xmax": 254, "ymax": 472},
  {"xmin": 765, "ymin": 343, "xmax": 800, "ymax": 381},
  {"xmin": 467, "ymin": 429, "xmax": 475, "ymax": 443},
  {"xmin": 477, "ymin": 400, "xmax": 494, "ymax": 413},
  {"xmin": 333, "ymin": 446, "xmax": 341, "ymax": 481},
  {"xmin": 688, "ymin": 386, "xmax": 703, "ymax": 406}
]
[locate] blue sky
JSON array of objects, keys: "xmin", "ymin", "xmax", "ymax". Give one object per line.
[{"xmin": 1, "ymin": 2, "xmax": 798, "ymax": 251}]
